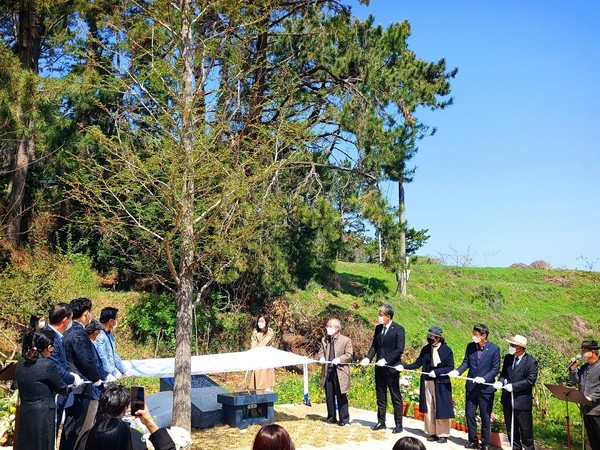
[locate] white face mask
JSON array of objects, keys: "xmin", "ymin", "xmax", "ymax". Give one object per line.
[
  {"xmin": 326, "ymin": 327, "xmax": 336, "ymax": 336},
  {"xmin": 113, "ymin": 319, "xmax": 118, "ymax": 330},
  {"xmin": 37, "ymin": 320, "xmax": 46, "ymax": 329},
  {"xmin": 377, "ymin": 316, "xmax": 385, "ymax": 325},
  {"xmin": 66, "ymin": 320, "xmax": 73, "ymax": 331},
  {"xmin": 508, "ymin": 346, "xmax": 517, "ymax": 355},
  {"xmin": 472, "ymin": 335, "xmax": 482, "ymax": 344},
  {"xmin": 257, "ymin": 321, "xmax": 266, "ymax": 329},
  {"xmin": 582, "ymin": 352, "xmax": 592, "ymax": 361}
]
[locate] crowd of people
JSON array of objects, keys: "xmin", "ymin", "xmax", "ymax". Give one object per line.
[
  {"xmin": 11, "ymin": 300, "xmax": 599, "ymax": 450},
  {"xmin": 318, "ymin": 304, "xmax": 599, "ymax": 450}
]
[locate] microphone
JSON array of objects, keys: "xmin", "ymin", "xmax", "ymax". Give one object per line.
[{"xmin": 567, "ymin": 354, "xmax": 581, "ymax": 370}]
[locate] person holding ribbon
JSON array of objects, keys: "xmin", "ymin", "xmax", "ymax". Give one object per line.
[
  {"xmin": 317, "ymin": 318, "xmax": 353, "ymax": 426},
  {"xmin": 448, "ymin": 323, "xmax": 500, "ymax": 450},
  {"xmin": 493, "ymin": 334, "xmax": 538, "ymax": 450},
  {"xmin": 397, "ymin": 325, "xmax": 454, "ymax": 444},
  {"xmin": 360, "ymin": 304, "xmax": 405, "ymax": 434},
  {"xmin": 249, "ymin": 314, "xmax": 275, "ymax": 391}
]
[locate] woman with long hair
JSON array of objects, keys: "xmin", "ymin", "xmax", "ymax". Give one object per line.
[
  {"xmin": 249, "ymin": 314, "xmax": 275, "ymax": 391},
  {"xmin": 14, "ymin": 328, "xmax": 67, "ymax": 450}
]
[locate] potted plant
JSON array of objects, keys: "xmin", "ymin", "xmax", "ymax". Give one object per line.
[{"xmin": 490, "ymin": 413, "xmax": 506, "ymax": 447}]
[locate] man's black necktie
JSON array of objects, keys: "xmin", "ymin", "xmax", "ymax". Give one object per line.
[{"xmin": 328, "ymin": 336, "xmax": 335, "ymax": 373}]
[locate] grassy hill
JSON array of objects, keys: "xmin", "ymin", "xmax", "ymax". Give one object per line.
[{"xmin": 290, "ymin": 261, "xmax": 599, "ymax": 355}]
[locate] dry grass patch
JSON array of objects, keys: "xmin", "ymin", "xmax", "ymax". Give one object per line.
[{"xmin": 190, "ymin": 403, "xmax": 387, "ymax": 450}]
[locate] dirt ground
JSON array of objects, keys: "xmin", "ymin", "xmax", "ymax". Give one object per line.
[{"xmin": 190, "ymin": 403, "xmax": 511, "ymax": 450}]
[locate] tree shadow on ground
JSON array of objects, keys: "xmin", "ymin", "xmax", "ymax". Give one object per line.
[{"xmin": 323, "ymin": 271, "xmax": 390, "ymax": 297}]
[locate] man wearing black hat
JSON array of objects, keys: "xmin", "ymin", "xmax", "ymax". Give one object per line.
[
  {"xmin": 569, "ymin": 340, "xmax": 600, "ymax": 449},
  {"xmin": 397, "ymin": 325, "xmax": 454, "ymax": 444}
]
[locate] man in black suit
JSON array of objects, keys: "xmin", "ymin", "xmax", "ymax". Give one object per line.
[
  {"xmin": 45, "ymin": 303, "xmax": 83, "ymax": 435},
  {"xmin": 60, "ymin": 298, "xmax": 102, "ymax": 450},
  {"xmin": 494, "ymin": 334, "xmax": 538, "ymax": 450},
  {"xmin": 360, "ymin": 304, "xmax": 405, "ymax": 433},
  {"xmin": 449, "ymin": 323, "xmax": 500, "ymax": 450}
]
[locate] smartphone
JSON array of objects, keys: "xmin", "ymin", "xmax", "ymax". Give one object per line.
[{"xmin": 130, "ymin": 386, "xmax": 145, "ymax": 416}]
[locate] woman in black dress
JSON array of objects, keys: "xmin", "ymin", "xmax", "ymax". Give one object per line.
[{"xmin": 15, "ymin": 328, "xmax": 67, "ymax": 450}]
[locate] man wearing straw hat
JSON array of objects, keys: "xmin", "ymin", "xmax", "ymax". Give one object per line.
[{"xmin": 494, "ymin": 334, "xmax": 538, "ymax": 450}]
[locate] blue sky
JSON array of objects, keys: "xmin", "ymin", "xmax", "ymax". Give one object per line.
[{"xmin": 349, "ymin": 0, "xmax": 600, "ymax": 269}]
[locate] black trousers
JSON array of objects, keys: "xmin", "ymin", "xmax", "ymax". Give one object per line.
[
  {"xmin": 324, "ymin": 370, "xmax": 349, "ymax": 423},
  {"xmin": 466, "ymin": 389, "xmax": 494, "ymax": 446},
  {"xmin": 584, "ymin": 414, "xmax": 600, "ymax": 450},
  {"xmin": 375, "ymin": 367, "xmax": 403, "ymax": 427},
  {"xmin": 59, "ymin": 393, "xmax": 90, "ymax": 450},
  {"xmin": 503, "ymin": 405, "xmax": 535, "ymax": 450}
]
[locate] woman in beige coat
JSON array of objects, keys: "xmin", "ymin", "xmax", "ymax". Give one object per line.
[
  {"xmin": 317, "ymin": 318, "xmax": 353, "ymax": 425},
  {"xmin": 249, "ymin": 315, "xmax": 275, "ymax": 391}
]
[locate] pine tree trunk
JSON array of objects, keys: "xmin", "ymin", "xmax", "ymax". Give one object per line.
[
  {"xmin": 172, "ymin": 0, "xmax": 195, "ymax": 431},
  {"xmin": 398, "ymin": 181, "xmax": 407, "ymax": 297},
  {"xmin": 3, "ymin": 0, "xmax": 43, "ymax": 246}
]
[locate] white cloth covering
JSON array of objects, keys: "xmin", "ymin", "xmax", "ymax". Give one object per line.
[{"xmin": 121, "ymin": 346, "xmax": 316, "ymax": 378}]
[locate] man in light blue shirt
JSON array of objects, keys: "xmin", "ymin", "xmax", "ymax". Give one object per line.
[{"xmin": 94, "ymin": 307, "xmax": 128, "ymax": 381}]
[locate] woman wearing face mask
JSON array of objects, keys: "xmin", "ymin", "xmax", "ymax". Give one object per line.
[
  {"xmin": 317, "ymin": 318, "xmax": 353, "ymax": 425},
  {"xmin": 22, "ymin": 314, "xmax": 46, "ymax": 355},
  {"xmin": 249, "ymin": 315, "xmax": 275, "ymax": 391},
  {"xmin": 398, "ymin": 326, "xmax": 454, "ymax": 443},
  {"xmin": 15, "ymin": 329, "xmax": 67, "ymax": 450},
  {"xmin": 569, "ymin": 340, "xmax": 600, "ymax": 449}
]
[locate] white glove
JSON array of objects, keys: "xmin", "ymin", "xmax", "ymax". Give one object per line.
[
  {"xmin": 124, "ymin": 369, "xmax": 135, "ymax": 377},
  {"xmin": 376, "ymin": 358, "xmax": 387, "ymax": 367},
  {"xmin": 428, "ymin": 370, "xmax": 436, "ymax": 378},
  {"xmin": 493, "ymin": 381, "xmax": 503, "ymax": 390},
  {"xmin": 105, "ymin": 373, "xmax": 117, "ymax": 383},
  {"xmin": 332, "ymin": 357, "xmax": 341, "ymax": 365},
  {"xmin": 70, "ymin": 372, "xmax": 84, "ymax": 387},
  {"xmin": 360, "ymin": 358, "xmax": 370, "ymax": 366},
  {"xmin": 319, "ymin": 357, "xmax": 326, "ymax": 363},
  {"xmin": 473, "ymin": 377, "xmax": 485, "ymax": 384},
  {"xmin": 447, "ymin": 370, "xmax": 459, "ymax": 378},
  {"xmin": 92, "ymin": 379, "xmax": 103, "ymax": 387},
  {"xmin": 504, "ymin": 383, "xmax": 513, "ymax": 392},
  {"xmin": 114, "ymin": 371, "xmax": 123, "ymax": 380},
  {"xmin": 395, "ymin": 364, "xmax": 404, "ymax": 372}
]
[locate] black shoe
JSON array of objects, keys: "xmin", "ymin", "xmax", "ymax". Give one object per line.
[
  {"xmin": 427, "ymin": 435, "xmax": 438, "ymax": 441},
  {"xmin": 339, "ymin": 421, "xmax": 350, "ymax": 426},
  {"xmin": 392, "ymin": 426, "xmax": 403, "ymax": 434},
  {"xmin": 438, "ymin": 437, "xmax": 448, "ymax": 444},
  {"xmin": 479, "ymin": 446, "xmax": 490, "ymax": 450},
  {"xmin": 325, "ymin": 417, "xmax": 336, "ymax": 424},
  {"xmin": 464, "ymin": 443, "xmax": 479, "ymax": 449},
  {"xmin": 371, "ymin": 423, "xmax": 386, "ymax": 431}
]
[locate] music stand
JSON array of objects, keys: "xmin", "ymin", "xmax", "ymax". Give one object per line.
[{"xmin": 545, "ymin": 383, "xmax": 591, "ymax": 450}]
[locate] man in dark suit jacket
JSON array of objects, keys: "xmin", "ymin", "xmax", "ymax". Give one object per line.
[
  {"xmin": 494, "ymin": 334, "xmax": 538, "ymax": 450},
  {"xmin": 449, "ymin": 323, "xmax": 500, "ymax": 450},
  {"xmin": 360, "ymin": 304, "xmax": 405, "ymax": 433},
  {"xmin": 46, "ymin": 303, "xmax": 83, "ymax": 435},
  {"xmin": 60, "ymin": 298, "xmax": 102, "ymax": 450}
]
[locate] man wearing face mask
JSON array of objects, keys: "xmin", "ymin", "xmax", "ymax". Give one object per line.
[
  {"xmin": 569, "ymin": 340, "xmax": 600, "ymax": 449},
  {"xmin": 398, "ymin": 326, "xmax": 454, "ymax": 444},
  {"xmin": 61, "ymin": 297, "xmax": 102, "ymax": 450},
  {"xmin": 360, "ymin": 304, "xmax": 406, "ymax": 434},
  {"xmin": 493, "ymin": 334, "xmax": 538, "ymax": 450},
  {"xmin": 317, "ymin": 318, "xmax": 353, "ymax": 426},
  {"xmin": 448, "ymin": 323, "xmax": 500, "ymax": 450},
  {"xmin": 45, "ymin": 303, "xmax": 83, "ymax": 435},
  {"xmin": 94, "ymin": 307, "xmax": 129, "ymax": 381}
]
